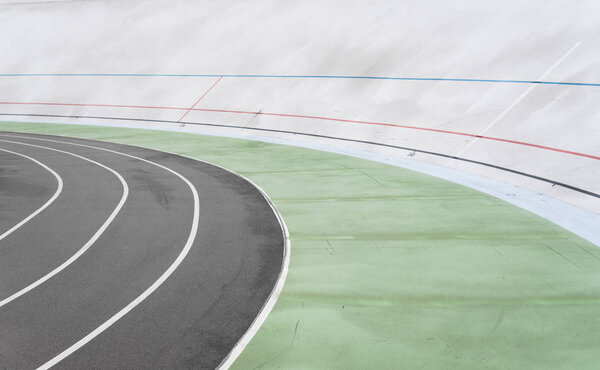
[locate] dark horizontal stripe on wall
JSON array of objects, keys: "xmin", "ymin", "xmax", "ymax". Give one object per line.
[{"xmin": 1, "ymin": 112, "xmax": 598, "ymax": 199}]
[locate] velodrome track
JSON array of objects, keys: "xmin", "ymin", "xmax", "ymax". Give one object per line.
[
  {"xmin": 0, "ymin": 132, "xmax": 285, "ymax": 369},
  {"xmin": 2, "ymin": 0, "xmax": 600, "ymax": 368},
  {"xmin": 1, "ymin": 121, "xmax": 598, "ymax": 369}
]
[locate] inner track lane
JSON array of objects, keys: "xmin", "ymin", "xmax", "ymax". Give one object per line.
[
  {"xmin": 0, "ymin": 141, "xmax": 124, "ymax": 302},
  {"xmin": 0, "ymin": 132, "xmax": 286, "ymax": 369},
  {"xmin": 0, "ymin": 147, "xmax": 63, "ymax": 242},
  {"xmin": 0, "ymin": 139, "xmax": 128, "ymax": 309},
  {"xmin": 24, "ymin": 136, "xmax": 200, "ymax": 370}
]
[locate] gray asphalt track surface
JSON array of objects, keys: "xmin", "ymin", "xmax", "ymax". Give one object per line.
[
  {"xmin": 0, "ymin": 148, "xmax": 58, "ymax": 236},
  {"xmin": 0, "ymin": 132, "xmax": 284, "ymax": 369}
]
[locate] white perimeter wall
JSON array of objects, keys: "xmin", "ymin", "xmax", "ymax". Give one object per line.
[{"xmin": 1, "ymin": 0, "xmax": 599, "ymax": 214}]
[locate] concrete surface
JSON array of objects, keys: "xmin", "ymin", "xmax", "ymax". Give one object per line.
[{"xmin": 0, "ymin": 0, "xmax": 599, "ymax": 212}]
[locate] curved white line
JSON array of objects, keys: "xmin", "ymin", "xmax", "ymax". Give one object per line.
[
  {"xmin": 214, "ymin": 170, "xmax": 290, "ymax": 370},
  {"xmin": 0, "ymin": 135, "xmax": 200, "ymax": 370},
  {"xmin": 0, "ymin": 139, "xmax": 129, "ymax": 308},
  {"xmin": 82, "ymin": 142, "xmax": 290, "ymax": 370},
  {"xmin": 3, "ymin": 133, "xmax": 290, "ymax": 369},
  {"xmin": 0, "ymin": 135, "xmax": 291, "ymax": 369},
  {"xmin": 0, "ymin": 147, "xmax": 63, "ymax": 242}
]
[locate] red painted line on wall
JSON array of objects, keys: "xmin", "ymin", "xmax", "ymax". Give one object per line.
[
  {"xmin": 188, "ymin": 108, "xmax": 600, "ymax": 161},
  {"xmin": 0, "ymin": 100, "xmax": 598, "ymax": 161},
  {"xmin": 177, "ymin": 76, "xmax": 223, "ymax": 122}
]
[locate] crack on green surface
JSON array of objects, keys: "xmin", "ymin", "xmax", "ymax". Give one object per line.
[
  {"xmin": 544, "ymin": 243, "xmax": 583, "ymax": 270},
  {"xmin": 326, "ymin": 240, "xmax": 336, "ymax": 255},
  {"xmin": 358, "ymin": 170, "xmax": 385, "ymax": 187},
  {"xmin": 252, "ymin": 320, "xmax": 300, "ymax": 370},
  {"xmin": 487, "ymin": 310, "xmax": 505, "ymax": 336}
]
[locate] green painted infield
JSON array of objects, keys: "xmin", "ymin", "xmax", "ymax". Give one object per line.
[{"xmin": 2, "ymin": 122, "xmax": 599, "ymax": 369}]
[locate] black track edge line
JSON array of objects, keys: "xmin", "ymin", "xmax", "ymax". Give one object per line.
[{"xmin": 1, "ymin": 112, "xmax": 598, "ymax": 199}]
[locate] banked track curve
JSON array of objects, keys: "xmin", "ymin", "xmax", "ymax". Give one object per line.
[
  {"xmin": 0, "ymin": 132, "xmax": 287, "ymax": 369},
  {"xmin": 2, "ymin": 113, "xmax": 596, "ymax": 199}
]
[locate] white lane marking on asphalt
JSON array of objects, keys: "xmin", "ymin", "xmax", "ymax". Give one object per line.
[
  {"xmin": 0, "ymin": 139, "xmax": 129, "ymax": 308},
  {"xmin": 0, "ymin": 135, "xmax": 200, "ymax": 370},
  {"xmin": 89, "ymin": 143, "xmax": 291, "ymax": 370},
  {"xmin": 4, "ymin": 133, "xmax": 291, "ymax": 369},
  {"xmin": 0, "ymin": 147, "xmax": 63, "ymax": 242}
]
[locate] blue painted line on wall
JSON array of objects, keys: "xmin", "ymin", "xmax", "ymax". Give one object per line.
[{"xmin": 1, "ymin": 74, "xmax": 599, "ymax": 87}]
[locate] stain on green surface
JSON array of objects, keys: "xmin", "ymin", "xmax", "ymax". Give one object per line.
[{"xmin": 1, "ymin": 121, "xmax": 599, "ymax": 369}]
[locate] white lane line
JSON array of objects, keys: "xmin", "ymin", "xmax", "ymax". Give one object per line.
[
  {"xmin": 0, "ymin": 135, "xmax": 200, "ymax": 370},
  {"xmin": 0, "ymin": 139, "xmax": 129, "ymax": 309},
  {"xmin": 450, "ymin": 41, "xmax": 582, "ymax": 161},
  {"xmin": 4, "ymin": 133, "xmax": 290, "ymax": 369},
  {"xmin": 99, "ymin": 143, "xmax": 290, "ymax": 370},
  {"xmin": 0, "ymin": 147, "xmax": 63, "ymax": 242}
]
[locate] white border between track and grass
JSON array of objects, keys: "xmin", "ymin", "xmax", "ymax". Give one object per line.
[
  {"xmin": 210, "ymin": 162, "xmax": 290, "ymax": 370},
  {"xmin": 0, "ymin": 146, "xmax": 63, "ymax": 242},
  {"xmin": 0, "ymin": 138, "xmax": 129, "ymax": 309}
]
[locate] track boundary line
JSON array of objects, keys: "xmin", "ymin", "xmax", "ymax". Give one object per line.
[
  {"xmin": 0, "ymin": 103, "xmax": 597, "ymax": 161},
  {"xmin": 0, "ymin": 147, "xmax": 63, "ymax": 242},
  {"xmin": 4, "ymin": 115, "xmax": 598, "ymax": 199},
  {"xmin": 1, "ymin": 73, "xmax": 599, "ymax": 87},
  {"xmin": 204, "ymin": 162, "xmax": 289, "ymax": 370},
  {"xmin": 0, "ymin": 138, "xmax": 129, "ymax": 309}
]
